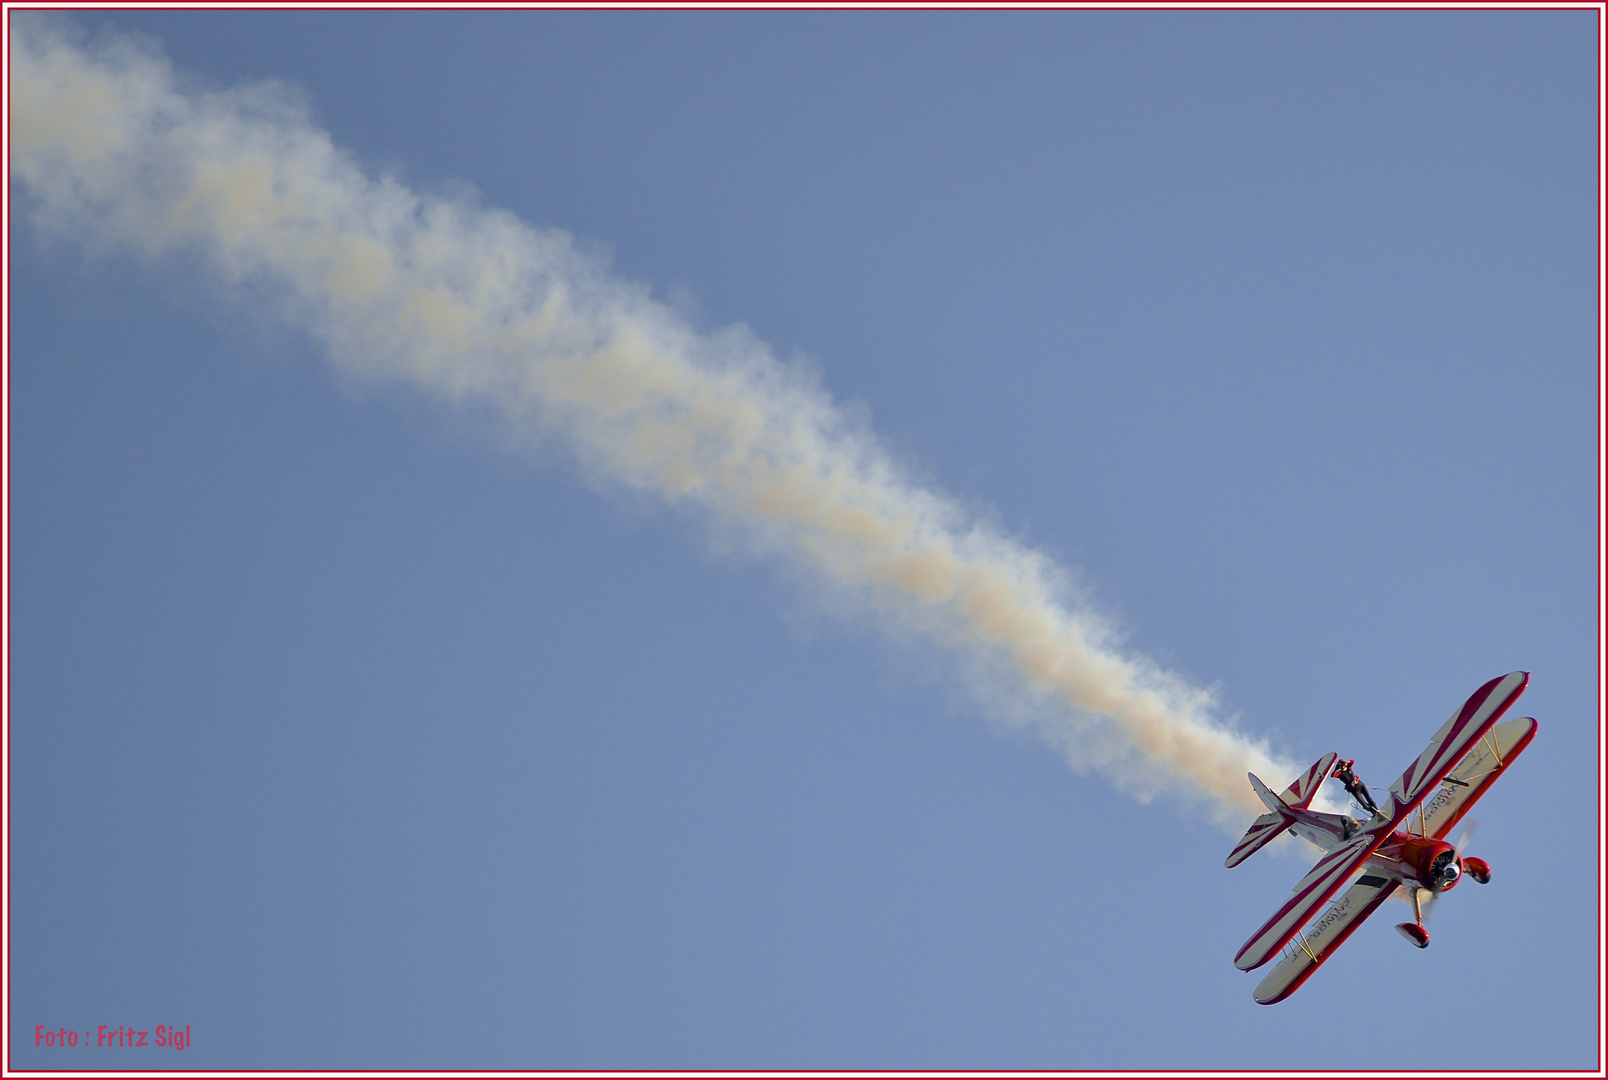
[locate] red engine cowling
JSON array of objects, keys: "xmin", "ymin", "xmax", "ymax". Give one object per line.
[
  {"xmin": 1396, "ymin": 836, "xmax": 1462, "ymax": 892},
  {"xmin": 1462, "ymin": 856, "xmax": 1491, "ymax": 884}
]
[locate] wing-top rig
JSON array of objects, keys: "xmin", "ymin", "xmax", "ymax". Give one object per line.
[{"xmin": 1225, "ymin": 671, "xmax": 1537, "ymax": 1004}]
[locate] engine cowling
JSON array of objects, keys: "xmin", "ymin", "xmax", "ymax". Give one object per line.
[{"xmin": 1396, "ymin": 836, "xmax": 1462, "ymax": 892}]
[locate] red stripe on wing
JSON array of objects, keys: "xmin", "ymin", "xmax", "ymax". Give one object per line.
[
  {"xmin": 1283, "ymin": 752, "xmax": 1337, "ymax": 809},
  {"xmin": 1226, "ymin": 816, "xmax": 1287, "ymax": 868},
  {"xmin": 1388, "ymin": 672, "xmax": 1528, "ymax": 819},
  {"xmin": 1252, "ymin": 878, "xmax": 1400, "ymax": 1004}
]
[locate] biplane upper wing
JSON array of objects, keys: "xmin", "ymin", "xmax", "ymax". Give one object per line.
[
  {"xmin": 1380, "ymin": 671, "xmax": 1529, "ymax": 825},
  {"xmin": 1250, "ymin": 872, "xmax": 1399, "ymax": 1004},
  {"xmin": 1423, "ymin": 715, "xmax": 1539, "ymax": 840},
  {"xmin": 1233, "ymin": 830, "xmax": 1383, "ymax": 971}
]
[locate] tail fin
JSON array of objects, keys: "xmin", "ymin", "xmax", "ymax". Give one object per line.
[{"xmin": 1224, "ymin": 752, "xmax": 1338, "ymax": 868}]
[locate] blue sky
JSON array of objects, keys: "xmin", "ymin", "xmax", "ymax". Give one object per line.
[{"xmin": 7, "ymin": 9, "xmax": 1599, "ymax": 1071}]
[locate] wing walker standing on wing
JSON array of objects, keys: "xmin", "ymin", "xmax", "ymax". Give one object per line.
[
  {"xmin": 1225, "ymin": 671, "xmax": 1538, "ymax": 1004},
  {"xmin": 1329, "ymin": 757, "xmax": 1380, "ymax": 818}
]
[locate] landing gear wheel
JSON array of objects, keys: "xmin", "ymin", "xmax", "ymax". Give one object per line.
[{"xmin": 1395, "ymin": 922, "xmax": 1430, "ymax": 948}]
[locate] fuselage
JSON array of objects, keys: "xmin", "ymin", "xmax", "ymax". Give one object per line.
[{"xmin": 1280, "ymin": 805, "xmax": 1462, "ymax": 893}]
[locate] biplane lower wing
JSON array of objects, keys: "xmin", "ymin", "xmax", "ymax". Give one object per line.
[
  {"xmin": 1252, "ymin": 873, "xmax": 1399, "ymax": 1004},
  {"xmin": 1233, "ymin": 830, "xmax": 1383, "ymax": 971}
]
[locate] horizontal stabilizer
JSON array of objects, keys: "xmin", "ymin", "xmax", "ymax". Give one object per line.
[
  {"xmin": 1226, "ymin": 811, "xmax": 1291, "ymax": 868},
  {"xmin": 1283, "ymin": 752, "xmax": 1338, "ymax": 810}
]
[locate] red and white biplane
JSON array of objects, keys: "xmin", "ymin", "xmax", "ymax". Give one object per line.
[{"xmin": 1227, "ymin": 671, "xmax": 1537, "ymax": 1004}]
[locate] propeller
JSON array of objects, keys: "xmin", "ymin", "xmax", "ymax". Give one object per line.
[{"xmin": 1402, "ymin": 819, "xmax": 1482, "ymax": 944}]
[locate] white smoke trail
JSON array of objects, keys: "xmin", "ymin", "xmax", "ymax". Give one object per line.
[{"xmin": 9, "ymin": 21, "xmax": 1327, "ymax": 826}]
